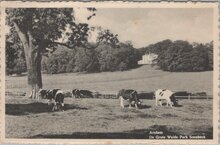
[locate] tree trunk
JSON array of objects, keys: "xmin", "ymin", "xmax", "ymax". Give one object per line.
[
  {"xmin": 26, "ymin": 50, "xmax": 42, "ymax": 99},
  {"xmin": 13, "ymin": 22, "xmax": 43, "ymax": 99}
]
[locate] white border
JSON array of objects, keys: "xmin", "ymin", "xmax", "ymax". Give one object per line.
[{"xmin": 0, "ymin": 1, "xmax": 219, "ymax": 144}]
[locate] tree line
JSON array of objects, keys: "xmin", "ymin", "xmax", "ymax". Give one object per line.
[
  {"xmin": 6, "ymin": 39, "xmax": 213, "ymax": 75},
  {"xmin": 7, "ymin": 42, "xmax": 141, "ymax": 74}
]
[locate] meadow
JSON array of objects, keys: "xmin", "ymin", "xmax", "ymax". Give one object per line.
[
  {"xmin": 6, "ymin": 96, "xmax": 212, "ymax": 139},
  {"xmin": 6, "ymin": 65, "xmax": 213, "ymax": 95},
  {"xmin": 5, "ymin": 65, "xmax": 213, "ymax": 139}
]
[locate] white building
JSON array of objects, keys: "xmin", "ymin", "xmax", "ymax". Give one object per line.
[{"xmin": 138, "ymin": 53, "xmax": 158, "ymax": 65}]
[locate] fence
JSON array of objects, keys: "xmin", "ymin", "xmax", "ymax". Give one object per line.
[{"xmin": 5, "ymin": 90, "xmax": 212, "ymax": 100}]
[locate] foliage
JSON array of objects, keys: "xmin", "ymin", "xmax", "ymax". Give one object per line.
[
  {"xmin": 95, "ymin": 42, "xmax": 139, "ymax": 72},
  {"xmin": 6, "ymin": 36, "xmax": 27, "ymax": 75},
  {"xmin": 142, "ymin": 40, "xmax": 213, "ymax": 72},
  {"xmin": 41, "ymin": 42, "xmax": 139, "ymax": 74},
  {"xmin": 42, "ymin": 48, "xmax": 76, "ymax": 74},
  {"xmin": 13, "ymin": 57, "xmax": 27, "ymax": 75},
  {"xmin": 74, "ymin": 48, "xmax": 99, "ymax": 73}
]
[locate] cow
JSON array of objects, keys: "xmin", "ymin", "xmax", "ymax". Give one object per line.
[
  {"xmin": 39, "ymin": 89, "xmax": 65, "ymax": 111},
  {"xmin": 72, "ymin": 89, "xmax": 93, "ymax": 99},
  {"xmin": 117, "ymin": 89, "xmax": 142, "ymax": 109},
  {"xmin": 154, "ymin": 89, "xmax": 178, "ymax": 107}
]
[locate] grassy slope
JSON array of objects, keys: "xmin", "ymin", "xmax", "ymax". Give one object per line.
[{"xmin": 6, "ymin": 65, "xmax": 213, "ymax": 95}]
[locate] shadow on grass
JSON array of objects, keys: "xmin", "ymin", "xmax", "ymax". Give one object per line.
[
  {"xmin": 174, "ymin": 104, "xmax": 183, "ymax": 107},
  {"xmin": 139, "ymin": 105, "xmax": 152, "ymax": 109},
  {"xmin": 123, "ymin": 104, "xmax": 151, "ymax": 109},
  {"xmin": 31, "ymin": 125, "xmax": 213, "ymax": 139},
  {"xmin": 6, "ymin": 103, "xmax": 88, "ymax": 115}
]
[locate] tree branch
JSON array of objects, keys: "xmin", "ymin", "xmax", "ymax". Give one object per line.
[
  {"xmin": 13, "ymin": 21, "xmax": 29, "ymax": 53},
  {"xmin": 51, "ymin": 41, "xmax": 77, "ymax": 50}
]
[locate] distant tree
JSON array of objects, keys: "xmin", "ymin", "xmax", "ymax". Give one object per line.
[
  {"xmin": 6, "ymin": 41, "xmax": 17, "ymax": 75},
  {"xmin": 96, "ymin": 42, "xmax": 139, "ymax": 72},
  {"xmin": 74, "ymin": 48, "xmax": 99, "ymax": 73},
  {"xmin": 144, "ymin": 40, "xmax": 213, "ymax": 72},
  {"xmin": 206, "ymin": 41, "xmax": 213, "ymax": 70},
  {"xmin": 96, "ymin": 43, "xmax": 117, "ymax": 72},
  {"xmin": 6, "ymin": 35, "xmax": 27, "ymax": 75},
  {"xmin": 42, "ymin": 48, "xmax": 76, "ymax": 74},
  {"xmin": 13, "ymin": 57, "xmax": 27, "ymax": 75}
]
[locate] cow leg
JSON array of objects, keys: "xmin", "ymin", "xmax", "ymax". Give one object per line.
[
  {"xmin": 155, "ymin": 99, "xmax": 158, "ymax": 106},
  {"xmin": 128, "ymin": 101, "xmax": 132, "ymax": 108},
  {"xmin": 52, "ymin": 105, "xmax": 55, "ymax": 111},
  {"xmin": 119, "ymin": 96, "xmax": 124, "ymax": 108},
  {"xmin": 52, "ymin": 102, "xmax": 57, "ymax": 111},
  {"xmin": 72, "ymin": 93, "xmax": 76, "ymax": 100},
  {"xmin": 159, "ymin": 100, "xmax": 163, "ymax": 106},
  {"xmin": 169, "ymin": 101, "xmax": 173, "ymax": 107},
  {"xmin": 135, "ymin": 103, "xmax": 138, "ymax": 109},
  {"xmin": 61, "ymin": 103, "xmax": 65, "ymax": 111},
  {"xmin": 166, "ymin": 100, "xmax": 169, "ymax": 107},
  {"xmin": 48, "ymin": 99, "xmax": 52, "ymax": 105}
]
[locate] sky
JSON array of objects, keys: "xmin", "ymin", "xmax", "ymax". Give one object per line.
[{"xmin": 75, "ymin": 8, "xmax": 213, "ymax": 48}]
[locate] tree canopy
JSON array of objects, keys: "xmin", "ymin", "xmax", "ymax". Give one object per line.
[{"xmin": 140, "ymin": 40, "xmax": 213, "ymax": 72}]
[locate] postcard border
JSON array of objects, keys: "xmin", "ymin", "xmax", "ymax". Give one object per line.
[{"xmin": 0, "ymin": 1, "xmax": 219, "ymax": 144}]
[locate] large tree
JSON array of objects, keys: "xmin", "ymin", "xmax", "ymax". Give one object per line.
[{"xmin": 6, "ymin": 8, "xmax": 118, "ymax": 99}]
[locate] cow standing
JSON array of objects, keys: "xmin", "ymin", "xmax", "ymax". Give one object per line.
[
  {"xmin": 154, "ymin": 89, "xmax": 177, "ymax": 107},
  {"xmin": 117, "ymin": 89, "xmax": 142, "ymax": 109},
  {"xmin": 39, "ymin": 89, "xmax": 65, "ymax": 111}
]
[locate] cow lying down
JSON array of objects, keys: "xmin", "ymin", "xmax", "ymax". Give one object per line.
[
  {"xmin": 154, "ymin": 89, "xmax": 178, "ymax": 107},
  {"xmin": 72, "ymin": 89, "xmax": 93, "ymax": 99},
  {"xmin": 39, "ymin": 89, "xmax": 65, "ymax": 111},
  {"xmin": 117, "ymin": 89, "xmax": 142, "ymax": 109}
]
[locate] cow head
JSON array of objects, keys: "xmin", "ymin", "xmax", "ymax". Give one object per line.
[
  {"xmin": 38, "ymin": 89, "xmax": 50, "ymax": 99},
  {"xmin": 136, "ymin": 94, "xmax": 142, "ymax": 107},
  {"xmin": 170, "ymin": 94, "xmax": 178, "ymax": 106}
]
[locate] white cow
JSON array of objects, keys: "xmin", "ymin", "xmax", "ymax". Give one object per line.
[{"xmin": 154, "ymin": 89, "xmax": 177, "ymax": 107}]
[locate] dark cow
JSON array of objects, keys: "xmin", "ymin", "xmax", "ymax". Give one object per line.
[
  {"xmin": 39, "ymin": 89, "xmax": 65, "ymax": 111},
  {"xmin": 117, "ymin": 89, "xmax": 142, "ymax": 109},
  {"xmin": 72, "ymin": 89, "xmax": 93, "ymax": 99}
]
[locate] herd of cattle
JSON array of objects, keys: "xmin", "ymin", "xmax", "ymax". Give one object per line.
[{"xmin": 38, "ymin": 88, "xmax": 179, "ymax": 111}]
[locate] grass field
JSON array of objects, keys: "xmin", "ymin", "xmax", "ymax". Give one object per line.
[
  {"xmin": 6, "ymin": 65, "xmax": 213, "ymax": 95},
  {"xmin": 6, "ymin": 96, "xmax": 212, "ymax": 139},
  {"xmin": 5, "ymin": 65, "xmax": 213, "ymax": 139}
]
